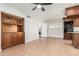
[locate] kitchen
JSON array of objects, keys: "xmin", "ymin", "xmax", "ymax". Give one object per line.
[{"xmin": 63, "ymin": 5, "xmax": 79, "ymax": 48}]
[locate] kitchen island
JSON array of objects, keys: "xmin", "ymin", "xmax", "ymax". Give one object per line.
[{"xmin": 67, "ymin": 32, "xmax": 79, "ymax": 48}]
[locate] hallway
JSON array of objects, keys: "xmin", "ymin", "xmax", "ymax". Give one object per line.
[{"xmin": 0, "ymin": 37, "xmax": 79, "ymax": 56}]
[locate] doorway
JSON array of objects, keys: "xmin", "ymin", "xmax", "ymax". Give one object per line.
[{"xmin": 38, "ymin": 23, "xmax": 47, "ymax": 38}]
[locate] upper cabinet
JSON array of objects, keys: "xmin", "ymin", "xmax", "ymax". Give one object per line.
[
  {"xmin": 65, "ymin": 5, "xmax": 79, "ymax": 16},
  {"xmin": 1, "ymin": 12, "xmax": 24, "ymax": 32},
  {"xmin": 2, "ymin": 12, "xmax": 17, "ymax": 25},
  {"xmin": 73, "ymin": 17, "xmax": 79, "ymax": 27},
  {"xmin": 64, "ymin": 5, "xmax": 79, "ymax": 27}
]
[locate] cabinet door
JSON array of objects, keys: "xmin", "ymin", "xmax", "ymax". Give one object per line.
[
  {"xmin": 18, "ymin": 32, "xmax": 24, "ymax": 44},
  {"xmin": 72, "ymin": 33, "xmax": 79, "ymax": 48},
  {"xmin": 2, "ymin": 33, "xmax": 11, "ymax": 49},
  {"xmin": 11, "ymin": 33, "xmax": 19, "ymax": 45},
  {"xmin": 73, "ymin": 18, "xmax": 79, "ymax": 27},
  {"xmin": 17, "ymin": 19, "xmax": 23, "ymax": 25}
]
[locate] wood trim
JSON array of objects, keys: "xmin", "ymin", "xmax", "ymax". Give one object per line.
[{"xmin": 66, "ymin": 5, "xmax": 79, "ymax": 10}]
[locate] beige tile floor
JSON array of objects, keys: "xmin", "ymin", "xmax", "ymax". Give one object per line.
[{"xmin": 0, "ymin": 37, "xmax": 79, "ymax": 56}]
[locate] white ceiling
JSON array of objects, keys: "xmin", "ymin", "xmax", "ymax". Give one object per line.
[{"xmin": 1, "ymin": 3, "xmax": 79, "ymax": 21}]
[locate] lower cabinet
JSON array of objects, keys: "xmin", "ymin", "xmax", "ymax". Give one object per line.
[
  {"xmin": 2, "ymin": 32, "xmax": 24, "ymax": 49},
  {"xmin": 72, "ymin": 33, "xmax": 79, "ymax": 48},
  {"xmin": 11, "ymin": 33, "xmax": 19, "ymax": 45},
  {"xmin": 17, "ymin": 32, "xmax": 24, "ymax": 44},
  {"xmin": 2, "ymin": 33, "xmax": 11, "ymax": 49},
  {"xmin": 64, "ymin": 33, "xmax": 72, "ymax": 40}
]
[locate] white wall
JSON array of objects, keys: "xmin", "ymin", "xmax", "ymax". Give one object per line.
[
  {"xmin": 0, "ymin": 4, "xmax": 44, "ymax": 50},
  {"xmin": 25, "ymin": 17, "xmax": 43, "ymax": 42},
  {"xmin": 47, "ymin": 19, "xmax": 64, "ymax": 38}
]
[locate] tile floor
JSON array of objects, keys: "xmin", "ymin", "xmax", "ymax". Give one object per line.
[{"xmin": 0, "ymin": 37, "xmax": 79, "ymax": 56}]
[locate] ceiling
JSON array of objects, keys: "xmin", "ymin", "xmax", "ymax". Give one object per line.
[{"xmin": 1, "ymin": 3, "xmax": 79, "ymax": 21}]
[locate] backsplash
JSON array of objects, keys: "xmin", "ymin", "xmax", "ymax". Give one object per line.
[{"xmin": 74, "ymin": 27, "xmax": 79, "ymax": 32}]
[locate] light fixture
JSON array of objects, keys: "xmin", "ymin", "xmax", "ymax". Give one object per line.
[
  {"xmin": 7, "ymin": 16, "xmax": 11, "ymax": 22},
  {"xmin": 37, "ymin": 4, "xmax": 42, "ymax": 8},
  {"xmin": 7, "ymin": 20, "xmax": 10, "ymax": 22}
]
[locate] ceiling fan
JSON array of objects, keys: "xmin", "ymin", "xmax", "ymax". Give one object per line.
[{"xmin": 32, "ymin": 3, "xmax": 52, "ymax": 11}]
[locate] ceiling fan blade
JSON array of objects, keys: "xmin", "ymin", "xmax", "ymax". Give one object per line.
[
  {"xmin": 41, "ymin": 7, "xmax": 45, "ymax": 11},
  {"xmin": 32, "ymin": 6, "xmax": 37, "ymax": 10},
  {"xmin": 40, "ymin": 3, "xmax": 52, "ymax": 5},
  {"xmin": 33, "ymin": 3, "xmax": 52, "ymax": 5}
]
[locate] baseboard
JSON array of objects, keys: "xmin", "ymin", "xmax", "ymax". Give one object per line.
[
  {"xmin": 25, "ymin": 39, "xmax": 38, "ymax": 43},
  {"xmin": 25, "ymin": 37, "xmax": 64, "ymax": 44},
  {"xmin": 47, "ymin": 37, "xmax": 63, "ymax": 39}
]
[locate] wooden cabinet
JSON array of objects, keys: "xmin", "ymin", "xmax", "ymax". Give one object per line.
[
  {"xmin": 0, "ymin": 12, "xmax": 25, "ymax": 50},
  {"xmin": 64, "ymin": 5, "xmax": 79, "ymax": 48},
  {"xmin": 17, "ymin": 19, "xmax": 23, "ymax": 25},
  {"xmin": 17, "ymin": 32, "xmax": 24, "ymax": 44},
  {"xmin": 64, "ymin": 33, "xmax": 72, "ymax": 40},
  {"xmin": 73, "ymin": 17, "xmax": 79, "ymax": 27},
  {"xmin": 2, "ymin": 32, "xmax": 24, "ymax": 49},
  {"xmin": 11, "ymin": 33, "xmax": 19, "ymax": 45},
  {"xmin": 72, "ymin": 33, "xmax": 79, "ymax": 48},
  {"xmin": 2, "ymin": 33, "xmax": 11, "ymax": 49},
  {"xmin": 2, "ymin": 14, "xmax": 16, "ymax": 25},
  {"xmin": 65, "ymin": 5, "xmax": 79, "ymax": 16}
]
